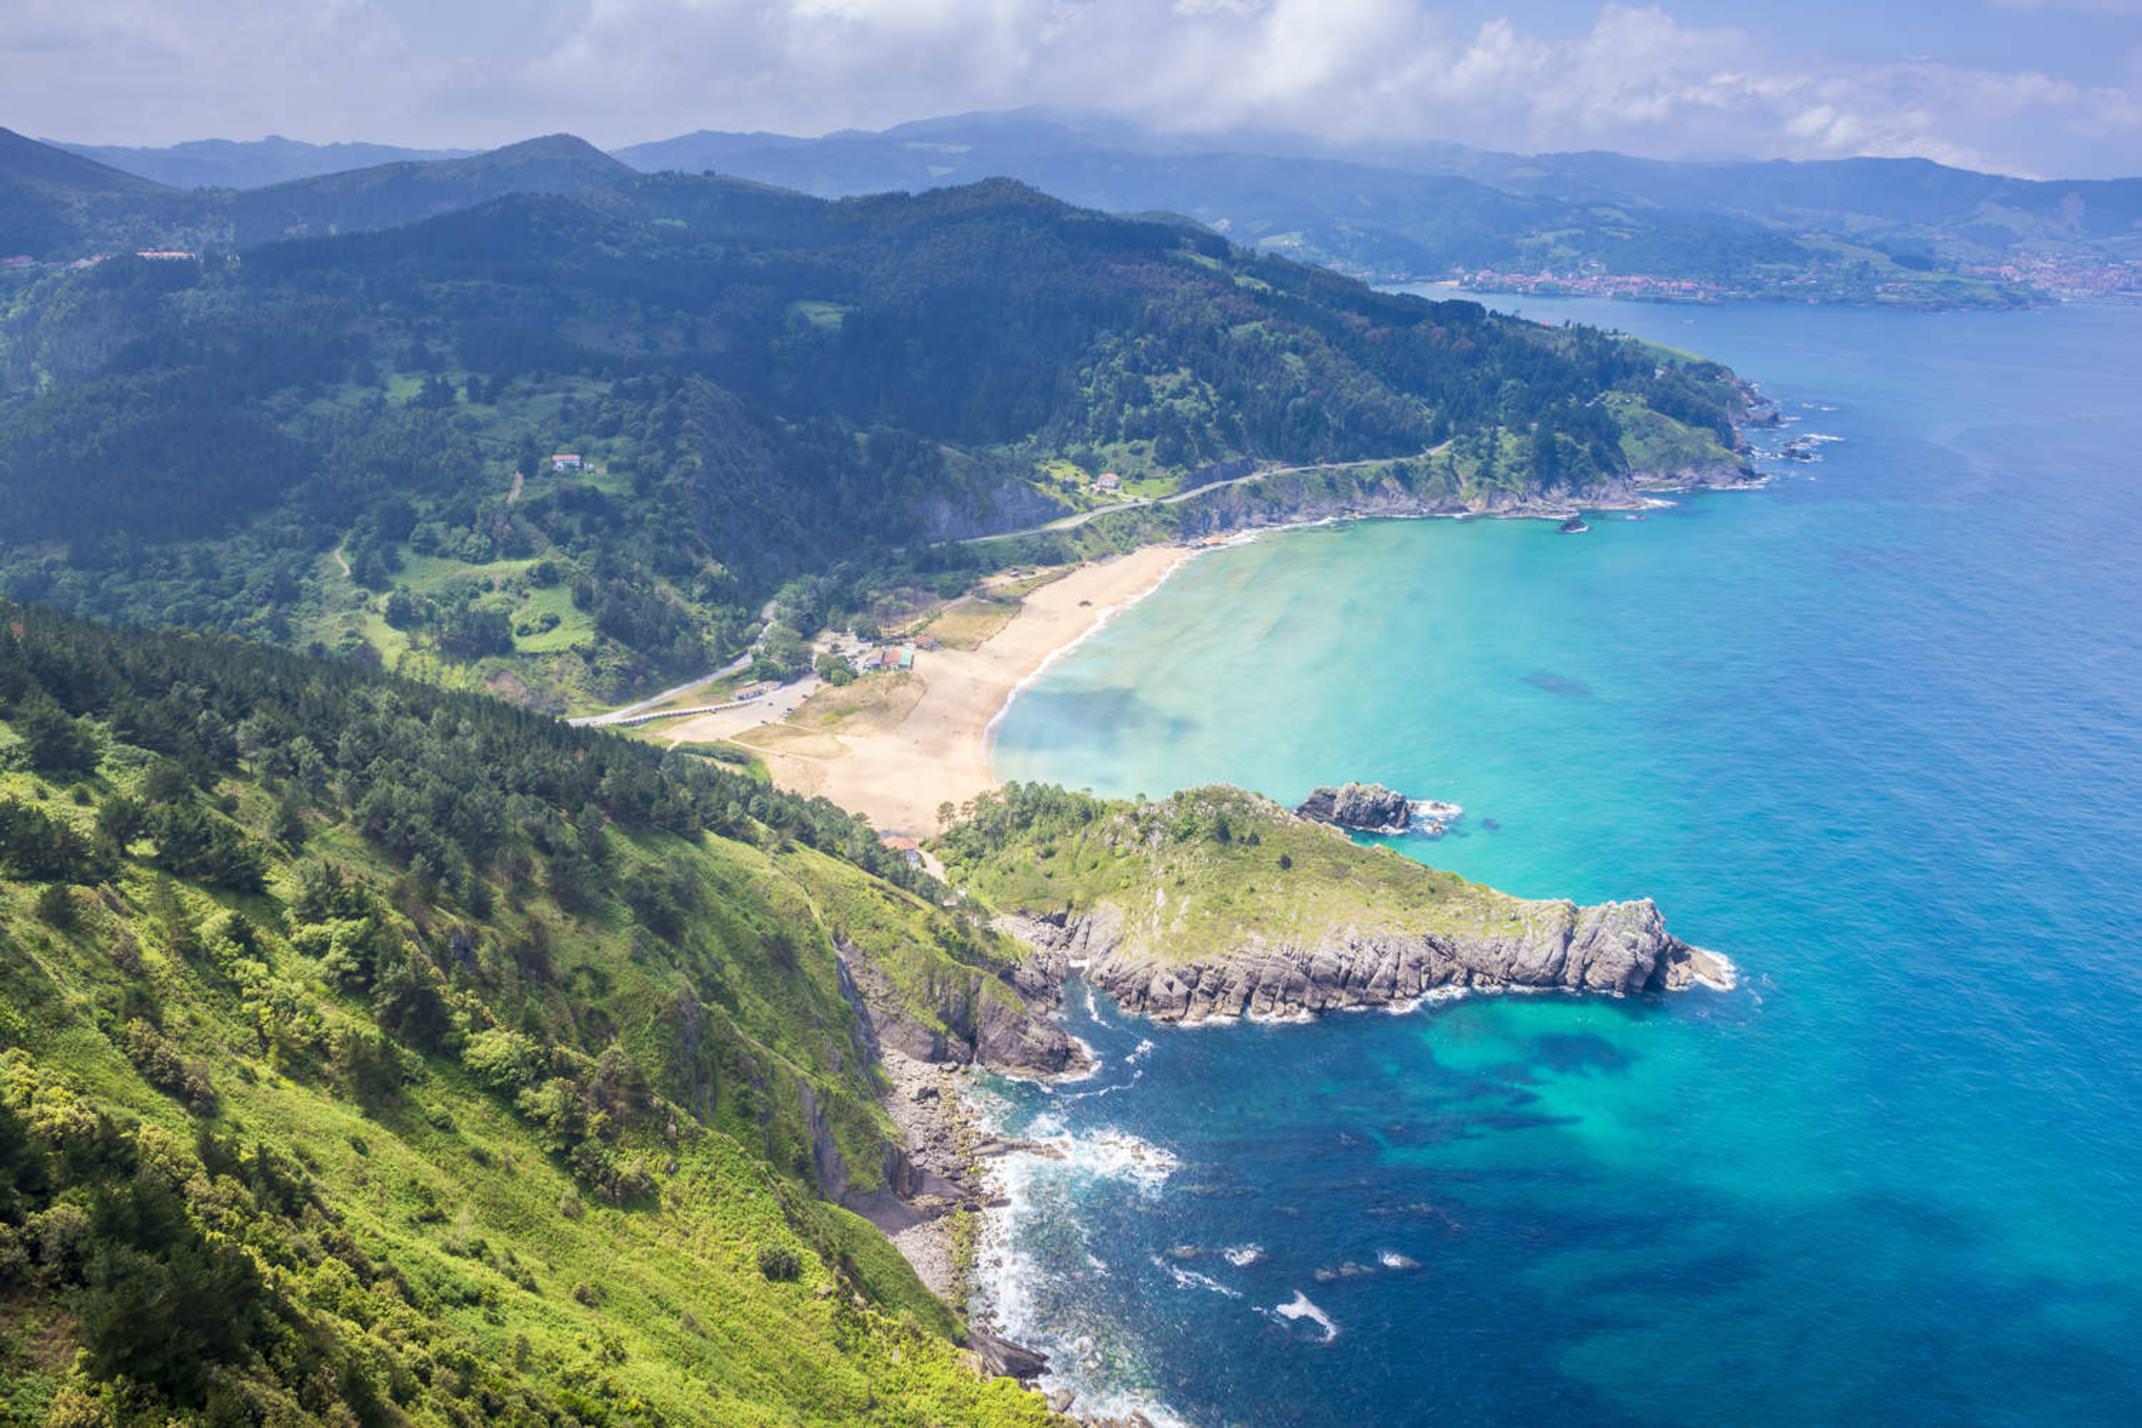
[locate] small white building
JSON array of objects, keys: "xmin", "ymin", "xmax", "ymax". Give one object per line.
[
  {"xmin": 550, "ymin": 453, "xmax": 584, "ymax": 473},
  {"xmin": 1096, "ymin": 471, "xmax": 1122, "ymax": 492}
]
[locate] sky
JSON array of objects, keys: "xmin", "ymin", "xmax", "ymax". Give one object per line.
[{"xmin": 6, "ymin": 0, "xmax": 2141, "ymax": 177}]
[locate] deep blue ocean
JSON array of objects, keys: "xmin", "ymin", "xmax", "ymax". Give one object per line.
[{"xmin": 983, "ymin": 295, "xmax": 2142, "ymax": 1425}]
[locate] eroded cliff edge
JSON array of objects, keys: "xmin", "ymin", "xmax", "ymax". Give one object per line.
[{"xmin": 1006, "ymin": 895, "xmax": 1730, "ymax": 1024}]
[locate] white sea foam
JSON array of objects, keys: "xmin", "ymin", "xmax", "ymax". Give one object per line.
[
  {"xmin": 1154, "ymin": 1256, "xmax": 1243, "ymax": 1299},
  {"xmin": 1379, "ymin": 1251, "xmax": 1421, "ymax": 1270},
  {"xmin": 1058, "ymin": 1067, "xmax": 1145, "ymax": 1103},
  {"xmin": 1050, "ymin": 1034, "xmax": 1103, "ymax": 1085},
  {"xmin": 1269, "ymin": 1290, "xmax": 1340, "ymax": 1343},
  {"xmin": 971, "ymin": 1126, "xmax": 1193, "ymax": 1428},
  {"xmin": 1126, "ymin": 1037, "xmax": 1156, "ymax": 1064},
  {"xmin": 1082, "ymin": 983, "xmax": 1112, "ymax": 1026},
  {"xmin": 1407, "ymin": 798, "xmax": 1464, "ymax": 836},
  {"xmin": 1223, "ymin": 1243, "xmax": 1267, "ymax": 1267}
]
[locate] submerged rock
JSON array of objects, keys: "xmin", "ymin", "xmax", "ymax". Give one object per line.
[{"xmin": 1296, "ymin": 782, "xmax": 1412, "ymax": 833}]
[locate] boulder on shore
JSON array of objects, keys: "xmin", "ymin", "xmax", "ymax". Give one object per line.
[{"xmin": 1295, "ymin": 782, "xmax": 1411, "ymax": 833}]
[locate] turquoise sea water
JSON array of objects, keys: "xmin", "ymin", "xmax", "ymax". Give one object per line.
[{"xmin": 984, "ymin": 296, "xmax": 2142, "ymax": 1425}]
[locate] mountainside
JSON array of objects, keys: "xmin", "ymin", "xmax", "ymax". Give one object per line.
[
  {"xmin": 229, "ymin": 136, "xmax": 638, "ymax": 247},
  {"xmin": 0, "ymin": 599, "xmax": 1074, "ymax": 1423},
  {"xmin": 1442, "ymin": 148, "xmax": 2142, "ymax": 239},
  {"xmin": 0, "ymin": 132, "xmax": 636, "ymax": 258},
  {"xmin": 620, "ymin": 110, "xmax": 2138, "ymax": 303},
  {"xmin": 0, "ymin": 168, "xmax": 1749, "ymax": 711},
  {"xmin": 0, "ymin": 128, "xmax": 213, "ymax": 258},
  {"xmin": 53, "ymin": 136, "xmax": 473, "ymax": 191}
]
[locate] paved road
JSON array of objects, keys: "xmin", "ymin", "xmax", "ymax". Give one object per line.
[
  {"xmin": 955, "ymin": 450, "xmax": 1435, "ymax": 546},
  {"xmin": 568, "ymin": 597, "xmax": 780, "ymax": 728}
]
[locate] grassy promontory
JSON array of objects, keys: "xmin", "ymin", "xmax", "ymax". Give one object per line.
[
  {"xmin": 940, "ymin": 784, "xmax": 1515, "ymax": 962},
  {"xmin": 938, "ymin": 785, "xmax": 1729, "ymax": 1022}
]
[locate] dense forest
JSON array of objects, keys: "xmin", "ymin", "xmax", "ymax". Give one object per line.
[
  {"xmin": 0, "ymin": 598, "xmax": 1069, "ymax": 1423},
  {"xmin": 0, "ymin": 139, "xmax": 1746, "ymax": 711}
]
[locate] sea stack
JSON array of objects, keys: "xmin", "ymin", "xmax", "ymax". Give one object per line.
[{"xmin": 1295, "ymin": 782, "xmax": 1412, "ymax": 834}]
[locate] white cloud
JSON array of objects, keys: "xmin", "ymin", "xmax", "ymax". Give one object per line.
[
  {"xmin": 4, "ymin": 0, "xmax": 457, "ymax": 144},
  {"xmin": 2, "ymin": 0, "xmax": 2136, "ymax": 176},
  {"xmin": 1990, "ymin": 0, "xmax": 2142, "ymax": 14}
]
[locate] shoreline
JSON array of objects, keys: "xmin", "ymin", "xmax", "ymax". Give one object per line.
[
  {"xmin": 673, "ymin": 544, "xmax": 1201, "ymax": 837},
  {"xmin": 655, "ymin": 458, "xmax": 1770, "ymax": 836}
]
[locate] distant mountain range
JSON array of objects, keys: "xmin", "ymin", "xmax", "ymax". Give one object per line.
[
  {"xmin": 609, "ymin": 111, "xmax": 2141, "ymax": 304},
  {"xmin": 29, "ymin": 110, "xmax": 2140, "ymax": 305},
  {"xmin": 1, "ymin": 129, "xmax": 637, "ymax": 255},
  {"xmin": 52, "ymin": 134, "xmax": 471, "ymax": 189}
]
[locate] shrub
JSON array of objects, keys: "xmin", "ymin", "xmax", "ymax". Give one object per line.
[
  {"xmin": 36, "ymin": 883, "xmax": 76, "ymax": 929},
  {"xmin": 119, "ymin": 1019, "xmax": 216, "ymax": 1115},
  {"xmin": 757, "ymin": 1244, "xmax": 802, "ymax": 1282}
]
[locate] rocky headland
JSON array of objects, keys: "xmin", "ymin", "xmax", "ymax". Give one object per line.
[
  {"xmin": 939, "ymin": 785, "xmax": 1734, "ymax": 1027},
  {"xmin": 1009, "ymin": 894, "xmax": 1732, "ymax": 1025}
]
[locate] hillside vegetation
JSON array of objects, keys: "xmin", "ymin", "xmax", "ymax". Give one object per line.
[
  {"xmin": 0, "ymin": 131, "xmax": 1748, "ymax": 712},
  {"xmin": 0, "ymin": 601, "xmax": 1061, "ymax": 1424}
]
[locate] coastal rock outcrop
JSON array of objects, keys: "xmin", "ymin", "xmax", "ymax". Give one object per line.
[
  {"xmin": 1295, "ymin": 782, "xmax": 1412, "ymax": 833},
  {"xmin": 1152, "ymin": 449, "xmax": 1764, "ymax": 546},
  {"xmin": 833, "ymin": 937, "xmax": 1088, "ymax": 1076},
  {"xmin": 1013, "ymin": 897, "xmax": 1732, "ymax": 1025}
]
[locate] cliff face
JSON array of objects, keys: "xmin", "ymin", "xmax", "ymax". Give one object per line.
[
  {"xmin": 1010, "ymin": 898, "xmax": 1733, "ymax": 1024},
  {"xmin": 833, "ymin": 936, "xmax": 1087, "ymax": 1075}
]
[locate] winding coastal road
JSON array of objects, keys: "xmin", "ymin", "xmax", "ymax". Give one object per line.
[
  {"xmin": 954, "ymin": 449, "xmax": 1439, "ymax": 545},
  {"xmin": 567, "ymin": 596, "xmax": 780, "ymax": 727}
]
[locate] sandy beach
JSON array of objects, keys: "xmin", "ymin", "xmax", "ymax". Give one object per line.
[{"xmin": 662, "ymin": 545, "xmax": 1194, "ymax": 836}]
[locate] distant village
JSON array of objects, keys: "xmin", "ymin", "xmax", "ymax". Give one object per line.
[
  {"xmin": 1964, "ymin": 253, "xmax": 2142, "ymax": 302},
  {"xmin": 1456, "ymin": 253, "xmax": 2142, "ymax": 307}
]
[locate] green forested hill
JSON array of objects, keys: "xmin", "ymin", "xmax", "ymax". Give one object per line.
[
  {"xmin": 0, "ymin": 170, "xmax": 1744, "ymax": 710},
  {"xmin": 0, "ymin": 129, "xmax": 218, "ymax": 260},
  {"xmin": 0, "ymin": 601, "xmax": 1063, "ymax": 1424}
]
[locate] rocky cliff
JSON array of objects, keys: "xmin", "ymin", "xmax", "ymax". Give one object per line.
[
  {"xmin": 1009, "ymin": 896, "xmax": 1731, "ymax": 1023},
  {"xmin": 834, "ymin": 935, "xmax": 1087, "ymax": 1075},
  {"xmin": 1296, "ymin": 781, "xmax": 1413, "ymax": 833}
]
